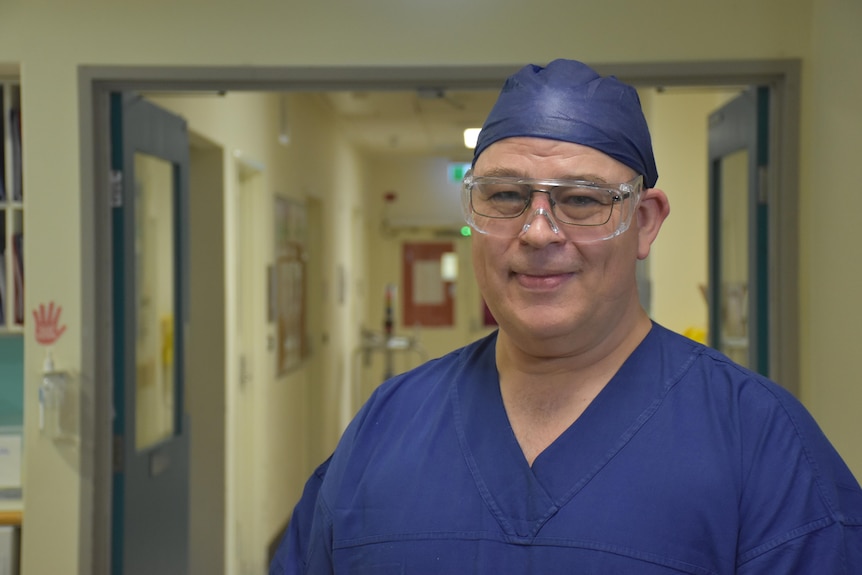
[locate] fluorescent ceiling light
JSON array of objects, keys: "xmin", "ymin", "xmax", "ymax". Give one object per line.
[{"xmin": 463, "ymin": 128, "xmax": 481, "ymax": 149}]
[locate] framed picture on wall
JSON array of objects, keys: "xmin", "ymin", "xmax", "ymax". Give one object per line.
[{"xmin": 274, "ymin": 196, "xmax": 308, "ymax": 375}]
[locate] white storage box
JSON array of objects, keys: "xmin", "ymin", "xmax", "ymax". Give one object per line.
[
  {"xmin": 0, "ymin": 526, "xmax": 20, "ymax": 575},
  {"xmin": 0, "ymin": 433, "xmax": 21, "ymax": 491}
]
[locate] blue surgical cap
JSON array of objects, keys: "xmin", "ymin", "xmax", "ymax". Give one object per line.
[{"xmin": 473, "ymin": 59, "xmax": 659, "ymax": 188}]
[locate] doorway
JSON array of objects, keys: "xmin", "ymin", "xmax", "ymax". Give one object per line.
[
  {"xmin": 186, "ymin": 133, "xmax": 228, "ymax": 575},
  {"xmin": 234, "ymin": 156, "xmax": 267, "ymax": 573},
  {"xmin": 81, "ymin": 61, "xmax": 800, "ymax": 574}
]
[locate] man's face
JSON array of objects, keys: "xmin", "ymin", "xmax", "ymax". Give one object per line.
[{"xmin": 471, "ymin": 137, "xmax": 645, "ymax": 353}]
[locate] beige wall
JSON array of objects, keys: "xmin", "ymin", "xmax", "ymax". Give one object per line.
[
  {"xmin": 800, "ymin": 0, "xmax": 862, "ymax": 472},
  {"xmin": 187, "ymin": 140, "xmax": 227, "ymax": 575},
  {"xmin": 3, "ymin": 0, "xmax": 862, "ymax": 573},
  {"xmin": 644, "ymin": 88, "xmax": 742, "ymax": 336}
]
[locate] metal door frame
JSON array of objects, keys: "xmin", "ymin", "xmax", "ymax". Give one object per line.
[{"xmin": 78, "ymin": 59, "xmax": 800, "ymax": 574}]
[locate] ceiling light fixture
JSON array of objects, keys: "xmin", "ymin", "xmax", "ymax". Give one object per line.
[{"xmin": 463, "ymin": 128, "xmax": 481, "ymax": 149}]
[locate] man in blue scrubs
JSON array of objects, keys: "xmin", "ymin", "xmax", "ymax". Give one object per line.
[{"xmin": 271, "ymin": 59, "xmax": 862, "ymax": 574}]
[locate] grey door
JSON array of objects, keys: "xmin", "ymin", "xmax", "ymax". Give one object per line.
[
  {"xmin": 707, "ymin": 87, "xmax": 769, "ymax": 375},
  {"xmin": 110, "ymin": 93, "xmax": 191, "ymax": 575}
]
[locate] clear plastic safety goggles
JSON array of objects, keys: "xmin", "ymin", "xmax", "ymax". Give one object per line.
[{"xmin": 461, "ymin": 170, "xmax": 642, "ymax": 243}]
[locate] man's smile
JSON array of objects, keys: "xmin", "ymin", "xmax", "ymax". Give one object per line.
[{"xmin": 512, "ymin": 270, "xmax": 575, "ymax": 290}]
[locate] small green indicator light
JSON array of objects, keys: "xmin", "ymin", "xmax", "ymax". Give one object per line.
[{"xmin": 460, "ymin": 226, "xmax": 472, "ymax": 237}]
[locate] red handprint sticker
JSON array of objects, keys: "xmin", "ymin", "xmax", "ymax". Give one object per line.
[{"xmin": 33, "ymin": 301, "xmax": 67, "ymax": 345}]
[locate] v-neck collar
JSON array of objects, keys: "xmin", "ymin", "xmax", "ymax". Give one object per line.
[{"xmin": 451, "ymin": 324, "xmax": 680, "ymax": 539}]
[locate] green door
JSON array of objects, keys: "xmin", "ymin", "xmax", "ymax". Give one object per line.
[
  {"xmin": 708, "ymin": 87, "xmax": 769, "ymax": 375},
  {"xmin": 110, "ymin": 93, "xmax": 191, "ymax": 575}
]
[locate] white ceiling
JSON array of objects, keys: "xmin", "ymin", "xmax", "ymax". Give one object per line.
[
  {"xmin": 317, "ymin": 86, "xmax": 744, "ymax": 162},
  {"xmin": 319, "ymin": 89, "xmax": 499, "ymax": 162}
]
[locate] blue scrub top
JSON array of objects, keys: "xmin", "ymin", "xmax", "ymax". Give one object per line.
[{"xmin": 272, "ymin": 323, "xmax": 862, "ymax": 574}]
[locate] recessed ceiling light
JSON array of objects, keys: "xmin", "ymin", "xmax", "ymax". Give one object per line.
[{"xmin": 463, "ymin": 128, "xmax": 481, "ymax": 149}]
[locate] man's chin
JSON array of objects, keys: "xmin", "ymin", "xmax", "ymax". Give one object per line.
[{"xmin": 501, "ymin": 315, "xmax": 584, "ymax": 349}]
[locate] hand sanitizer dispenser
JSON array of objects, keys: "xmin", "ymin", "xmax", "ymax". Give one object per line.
[{"xmin": 38, "ymin": 349, "xmax": 74, "ymax": 442}]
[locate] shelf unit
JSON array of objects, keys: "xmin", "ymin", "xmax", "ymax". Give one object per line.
[
  {"xmin": 0, "ymin": 79, "xmax": 23, "ymax": 333},
  {"xmin": 0, "ymin": 77, "xmax": 24, "ymax": 440}
]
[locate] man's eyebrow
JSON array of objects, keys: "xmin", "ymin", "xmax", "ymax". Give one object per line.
[
  {"xmin": 479, "ymin": 167, "xmax": 525, "ymax": 178},
  {"xmin": 560, "ymin": 174, "xmax": 609, "ymax": 184},
  {"xmin": 478, "ymin": 167, "xmax": 609, "ymax": 183}
]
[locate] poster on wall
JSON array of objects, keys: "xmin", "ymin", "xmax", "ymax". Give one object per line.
[{"xmin": 274, "ymin": 196, "xmax": 308, "ymax": 375}]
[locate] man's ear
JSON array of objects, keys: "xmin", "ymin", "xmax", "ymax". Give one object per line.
[{"xmin": 635, "ymin": 188, "xmax": 670, "ymax": 260}]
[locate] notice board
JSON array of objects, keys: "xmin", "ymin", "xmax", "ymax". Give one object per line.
[{"xmin": 274, "ymin": 197, "xmax": 308, "ymax": 375}]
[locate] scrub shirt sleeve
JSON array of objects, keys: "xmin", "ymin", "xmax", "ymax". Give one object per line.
[
  {"xmin": 736, "ymin": 519, "xmax": 862, "ymax": 574},
  {"xmin": 735, "ymin": 385, "xmax": 862, "ymax": 574},
  {"xmin": 269, "ymin": 456, "xmax": 332, "ymax": 575}
]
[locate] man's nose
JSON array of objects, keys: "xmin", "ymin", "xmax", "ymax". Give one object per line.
[
  {"xmin": 521, "ymin": 190, "xmax": 561, "ymax": 239},
  {"xmin": 518, "ymin": 190, "xmax": 564, "ymax": 242},
  {"xmin": 528, "ymin": 189, "xmax": 554, "ymax": 211},
  {"xmin": 520, "ymin": 207, "xmax": 560, "ymax": 236}
]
